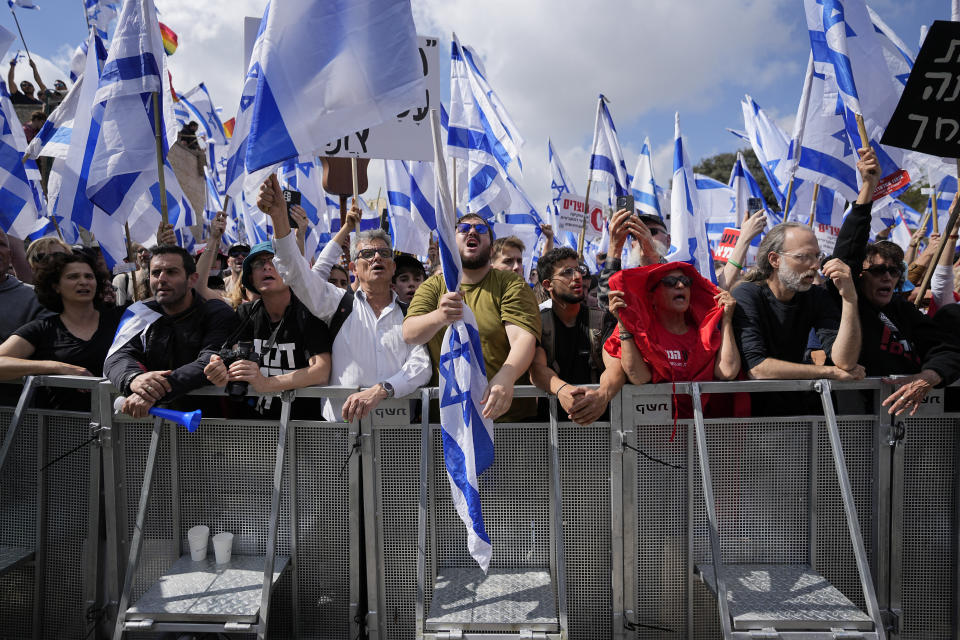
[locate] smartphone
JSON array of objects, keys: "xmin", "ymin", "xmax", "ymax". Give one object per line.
[
  {"xmin": 747, "ymin": 196, "xmax": 763, "ymax": 215},
  {"xmin": 616, "ymin": 194, "xmax": 635, "ymax": 213},
  {"xmin": 282, "ymin": 189, "xmax": 301, "ymax": 229}
]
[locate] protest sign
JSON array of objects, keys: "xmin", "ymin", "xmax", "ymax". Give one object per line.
[
  {"xmin": 321, "ymin": 36, "xmax": 440, "ymax": 162},
  {"xmin": 713, "ymin": 227, "xmax": 740, "ymax": 262},
  {"xmin": 882, "ymin": 20, "xmax": 960, "ymax": 158},
  {"xmin": 556, "ymin": 194, "xmax": 604, "ymax": 241},
  {"xmin": 814, "ymin": 221, "xmax": 840, "ymax": 256}
]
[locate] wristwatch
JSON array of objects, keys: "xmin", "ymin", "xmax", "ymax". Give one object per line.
[{"xmin": 378, "ymin": 381, "xmax": 395, "ymax": 398}]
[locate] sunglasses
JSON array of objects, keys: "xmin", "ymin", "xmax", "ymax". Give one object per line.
[
  {"xmin": 228, "ymin": 250, "xmax": 248, "ymax": 258},
  {"xmin": 658, "ymin": 275, "xmax": 692, "ymax": 289},
  {"xmin": 357, "ymin": 247, "xmax": 393, "ymax": 261},
  {"xmin": 456, "ymin": 222, "xmax": 489, "ymax": 235},
  {"xmin": 863, "ymin": 264, "xmax": 903, "ymax": 278}
]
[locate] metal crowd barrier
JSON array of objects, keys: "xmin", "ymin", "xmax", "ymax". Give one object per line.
[{"xmin": 0, "ymin": 377, "xmax": 958, "ymax": 639}]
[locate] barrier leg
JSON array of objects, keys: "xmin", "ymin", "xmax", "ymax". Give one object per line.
[
  {"xmin": 98, "ymin": 381, "xmax": 124, "ymax": 637},
  {"xmin": 112, "ymin": 415, "xmax": 164, "ymax": 640},
  {"xmin": 288, "ymin": 411, "xmax": 299, "ymax": 640},
  {"xmin": 817, "ymin": 379, "xmax": 887, "ymax": 640},
  {"xmin": 416, "ymin": 388, "xmax": 429, "ymax": 639},
  {"xmin": 0, "ymin": 376, "xmax": 35, "ymax": 474},
  {"xmin": 31, "ymin": 414, "xmax": 46, "ymax": 640},
  {"xmin": 690, "ymin": 383, "xmax": 735, "ymax": 638},
  {"xmin": 547, "ymin": 396, "xmax": 568, "ymax": 635},
  {"xmin": 257, "ymin": 390, "xmax": 291, "ymax": 640}
]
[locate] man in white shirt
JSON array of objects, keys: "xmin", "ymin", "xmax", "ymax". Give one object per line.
[{"xmin": 257, "ymin": 175, "xmax": 431, "ymax": 421}]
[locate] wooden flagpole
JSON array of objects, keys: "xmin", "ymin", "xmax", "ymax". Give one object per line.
[
  {"xmin": 9, "ymin": 9, "xmax": 31, "ymax": 62},
  {"xmin": 807, "ymin": 183, "xmax": 820, "ymax": 227},
  {"xmin": 151, "ymin": 92, "xmax": 169, "ymax": 226},
  {"xmin": 913, "ymin": 159, "xmax": 960, "ymax": 307},
  {"xmin": 782, "ymin": 177, "xmax": 795, "ymax": 221}
]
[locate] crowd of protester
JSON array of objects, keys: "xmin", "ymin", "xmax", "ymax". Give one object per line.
[{"xmin": 1, "ymin": 145, "xmax": 959, "ymax": 423}]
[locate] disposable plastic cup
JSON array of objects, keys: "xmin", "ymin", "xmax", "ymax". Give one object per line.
[
  {"xmin": 213, "ymin": 532, "xmax": 234, "ymax": 565},
  {"xmin": 188, "ymin": 525, "xmax": 209, "ymax": 562}
]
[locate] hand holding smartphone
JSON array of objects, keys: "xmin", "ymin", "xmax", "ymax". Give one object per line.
[
  {"xmin": 616, "ymin": 194, "xmax": 635, "ymax": 214},
  {"xmin": 282, "ymin": 189, "xmax": 302, "ymax": 229}
]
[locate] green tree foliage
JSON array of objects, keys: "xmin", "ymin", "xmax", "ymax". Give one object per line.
[{"xmin": 693, "ymin": 148, "xmax": 779, "ymax": 209}]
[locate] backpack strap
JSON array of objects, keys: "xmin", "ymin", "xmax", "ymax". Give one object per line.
[{"xmin": 328, "ymin": 292, "xmax": 355, "ymax": 341}]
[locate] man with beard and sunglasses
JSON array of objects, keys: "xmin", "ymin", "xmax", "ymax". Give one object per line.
[
  {"xmin": 528, "ymin": 247, "xmax": 625, "ymax": 424},
  {"xmin": 828, "ymin": 146, "xmax": 960, "ymax": 416},
  {"xmin": 404, "ymin": 214, "xmax": 541, "ymax": 422},
  {"xmin": 732, "ymin": 220, "xmax": 863, "ymax": 414}
]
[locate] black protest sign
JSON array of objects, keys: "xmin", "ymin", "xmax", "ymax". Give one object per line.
[{"xmin": 882, "ymin": 20, "xmax": 960, "ymax": 158}]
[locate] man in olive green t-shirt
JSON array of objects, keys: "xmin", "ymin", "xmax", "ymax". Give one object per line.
[{"xmin": 403, "ymin": 214, "xmax": 541, "ymax": 422}]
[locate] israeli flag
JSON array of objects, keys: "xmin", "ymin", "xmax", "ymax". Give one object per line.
[
  {"xmin": 69, "ymin": 40, "xmax": 87, "ymax": 83},
  {"xmin": 245, "ymin": 0, "xmax": 424, "ymax": 172},
  {"xmin": 178, "ymin": 83, "xmax": 227, "ymax": 146},
  {"xmin": 431, "ymin": 109, "xmax": 494, "ymax": 572},
  {"xmin": 669, "ymin": 113, "xmax": 714, "ymax": 282},
  {"xmin": 107, "ymin": 301, "xmax": 163, "ymax": 360},
  {"xmin": 385, "ymin": 158, "xmax": 435, "ymax": 256},
  {"xmin": 588, "ymin": 95, "xmax": 629, "ymax": 198},
  {"xmin": 630, "ymin": 136, "xmax": 664, "ymax": 219},
  {"xmin": 0, "ymin": 80, "xmax": 46, "ymax": 238},
  {"xmin": 8, "ymin": 0, "xmax": 39, "ymax": 9},
  {"xmin": 695, "ymin": 174, "xmax": 737, "ymax": 254},
  {"xmin": 447, "ymin": 35, "xmax": 519, "ymax": 215},
  {"xmin": 85, "ymin": 0, "xmax": 119, "ymax": 40},
  {"xmin": 278, "ymin": 156, "xmax": 333, "ymax": 259},
  {"xmin": 547, "ymin": 139, "xmax": 578, "ymax": 250},
  {"xmin": 890, "ymin": 208, "xmax": 913, "ymax": 251}
]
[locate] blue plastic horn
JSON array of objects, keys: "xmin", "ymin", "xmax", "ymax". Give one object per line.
[{"xmin": 148, "ymin": 407, "xmax": 202, "ymax": 432}]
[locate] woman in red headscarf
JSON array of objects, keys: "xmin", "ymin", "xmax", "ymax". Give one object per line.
[{"xmin": 604, "ymin": 261, "xmax": 741, "ymax": 417}]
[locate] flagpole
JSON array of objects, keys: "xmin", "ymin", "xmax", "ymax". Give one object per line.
[
  {"xmin": 151, "ymin": 92, "xmax": 169, "ymax": 226},
  {"xmin": 452, "ymin": 158, "xmax": 457, "ymax": 213},
  {"xmin": 931, "ymin": 186, "xmax": 941, "ymax": 235},
  {"xmin": 350, "ymin": 156, "xmax": 359, "ymax": 212},
  {"xmin": 9, "ymin": 9, "xmax": 31, "ymax": 62},
  {"xmin": 124, "ymin": 221, "xmax": 133, "ymax": 262},
  {"xmin": 914, "ymin": 159, "xmax": 960, "ymax": 307},
  {"xmin": 580, "ymin": 96, "xmax": 604, "ymax": 258},
  {"xmin": 807, "ymin": 182, "xmax": 820, "ymax": 227},
  {"xmin": 782, "ymin": 177, "xmax": 795, "ymax": 221}
]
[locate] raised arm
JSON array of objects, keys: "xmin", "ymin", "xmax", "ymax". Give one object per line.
[
  {"xmin": 821, "ymin": 258, "xmax": 860, "ymax": 372},
  {"xmin": 193, "ymin": 212, "xmax": 227, "ymax": 302},
  {"xmin": 29, "ymin": 59, "xmax": 46, "ymax": 94},
  {"xmin": 720, "ymin": 212, "xmax": 766, "ymax": 290},
  {"xmin": 7, "ymin": 59, "xmax": 16, "ymax": 97}
]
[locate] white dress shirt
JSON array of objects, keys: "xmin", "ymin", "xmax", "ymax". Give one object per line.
[{"xmin": 272, "ymin": 233, "xmax": 431, "ymax": 420}]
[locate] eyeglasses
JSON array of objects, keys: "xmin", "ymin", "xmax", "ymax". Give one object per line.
[
  {"xmin": 228, "ymin": 250, "xmax": 248, "ymax": 258},
  {"xmin": 250, "ymin": 256, "xmax": 274, "ymax": 270},
  {"xmin": 863, "ymin": 264, "xmax": 903, "ymax": 278},
  {"xmin": 779, "ymin": 251, "xmax": 826, "ymax": 265},
  {"xmin": 552, "ymin": 265, "xmax": 589, "ymax": 280},
  {"xmin": 658, "ymin": 275, "xmax": 692, "ymax": 289},
  {"xmin": 357, "ymin": 247, "xmax": 393, "ymax": 261},
  {"xmin": 456, "ymin": 222, "xmax": 489, "ymax": 235}
]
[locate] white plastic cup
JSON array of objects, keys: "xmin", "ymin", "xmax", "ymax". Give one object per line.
[
  {"xmin": 188, "ymin": 525, "xmax": 209, "ymax": 562},
  {"xmin": 213, "ymin": 532, "xmax": 233, "ymax": 565}
]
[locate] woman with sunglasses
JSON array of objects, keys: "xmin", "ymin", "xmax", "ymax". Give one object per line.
[
  {"xmin": 604, "ymin": 262, "xmax": 741, "ymax": 417},
  {"xmin": 0, "ymin": 252, "xmax": 124, "ymax": 407}
]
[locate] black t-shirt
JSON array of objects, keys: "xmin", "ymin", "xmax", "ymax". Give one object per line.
[
  {"xmin": 10, "ymin": 93, "xmax": 41, "ymax": 105},
  {"xmin": 554, "ymin": 316, "xmax": 593, "ymax": 385},
  {"xmin": 14, "ymin": 306, "xmax": 125, "ymax": 376},
  {"xmin": 12, "ymin": 306, "xmax": 125, "ymax": 410},
  {"xmin": 231, "ymin": 294, "xmax": 332, "ymax": 419}
]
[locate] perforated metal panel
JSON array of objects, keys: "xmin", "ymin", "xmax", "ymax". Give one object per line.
[
  {"xmin": 899, "ymin": 416, "xmax": 957, "ymax": 639},
  {"xmin": 0, "ymin": 405, "xmax": 37, "ymax": 639}
]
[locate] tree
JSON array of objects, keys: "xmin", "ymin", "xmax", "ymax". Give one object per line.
[{"xmin": 693, "ymin": 148, "xmax": 778, "ymax": 209}]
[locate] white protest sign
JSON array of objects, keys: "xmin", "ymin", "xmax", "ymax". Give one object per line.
[
  {"xmin": 814, "ymin": 222, "xmax": 840, "ymax": 256},
  {"xmin": 556, "ymin": 194, "xmax": 605, "ymax": 241},
  {"xmin": 321, "ymin": 35, "xmax": 440, "ymax": 162}
]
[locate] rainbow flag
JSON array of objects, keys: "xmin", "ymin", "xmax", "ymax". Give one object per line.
[
  {"xmin": 223, "ymin": 117, "xmax": 235, "ymax": 139},
  {"xmin": 159, "ymin": 22, "xmax": 178, "ymax": 55}
]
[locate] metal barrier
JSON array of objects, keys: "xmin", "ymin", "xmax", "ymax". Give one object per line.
[{"xmin": 0, "ymin": 377, "xmax": 957, "ymax": 639}]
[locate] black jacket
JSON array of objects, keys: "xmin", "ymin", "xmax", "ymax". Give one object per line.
[
  {"xmin": 104, "ymin": 292, "xmax": 239, "ymax": 400},
  {"xmin": 830, "ymin": 202, "xmax": 960, "ymax": 385}
]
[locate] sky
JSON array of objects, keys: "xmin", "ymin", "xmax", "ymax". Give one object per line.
[{"xmin": 3, "ymin": 0, "xmax": 953, "ymax": 214}]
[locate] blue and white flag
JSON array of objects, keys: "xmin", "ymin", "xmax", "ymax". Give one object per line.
[
  {"xmin": 8, "ymin": 0, "xmax": 39, "ymax": 9},
  {"xmin": 546, "ymin": 139, "xmax": 578, "ymax": 251},
  {"xmin": 695, "ymin": 174, "xmax": 737, "ymax": 254},
  {"xmin": 278, "ymin": 156, "xmax": 334, "ymax": 259},
  {"xmin": 178, "ymin": 83, "xmax": 227, "ymax": 146},
  {"xmin": 25, "ymin": 59, "xmax": 91, "ymax": 161},
  {"xmin": 630, "ymin": 136, "xmax": 664, "ymax": 219},
  {"xmin": 890, "ymin": 208, "xmax": 913, "ymax": 251},
  {"xmin": 431, "ymin": 109, "xmax": 494, "ymax": 572},
  {"xmin": 107, "ymin": 301, "xmax": 162, "ymax": 359},
  {"xmin": 385, "ymin": 158, "xmax": 435, "ymax": 256},
  {"xmin": 245, "ymin": 0, "xmax": 424, "ymax": 172},
  {"xmin": 85, "ymin": 0, "xmax": 120, "ymax": 41},
  {"xmin": 447, "ymin": 35, "xmax": 520, "ymax": 216},
  {"xmin": 588, "ymin": 95, "xmax": 629, "ymax": 198},
  {"xmin": 0, "ymin": 80, "xmax": 44, "ymax": 238},
  {"xmin": 69, "ymin": 40, "xmax": 87, "ymax": 83},
  {"xmin": 669, "ymin": 113, "xmax": 714, "ymax": 282}
]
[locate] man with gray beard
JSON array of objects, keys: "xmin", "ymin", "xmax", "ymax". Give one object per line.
[{"xmin": 731, "ymin": 222, "xmax": 863, "ymax": 414}]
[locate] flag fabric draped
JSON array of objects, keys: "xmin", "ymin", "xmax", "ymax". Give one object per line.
[
  {"xmin": 546, "ymin": 139, "xmax": 578, "ymax": 250},
  {"xmin": 245, "ymin": 0, "xmax": 424, "ymax": 172},
  {"xmin": 695, "ymin": 174, "xmax": 737, "ymax": 254},
  {"xmin": 447, "ymin": 35, "xmax": 521, "ymax": 216},
  {"xmin": 669, "ymin": 113, "xmax": 714, "ymax": 282},
  {"xmin": 431, "ymin": 109, "xmax": 494, "ymax": 573},
  {"xmin": 385, "ymin": 158, "xmax": 435, "ymax": 256},
  {"xmin": 107, "ymin": 301, "xmax": 162, "ymax": 359},
  {"xmin": 630, "ymin": 136, "xmax": 664, "ymax": 220},
  {"xmin": 588, "ymin": 95, "xmax": 629, "ymax": 198},
  {"xmin": 0, "ymin": 80, "xmax": 45, "ymax": 238},
  {"xmin": 85, "ymin": 0, "xmax": 119, "ymax": 40}
]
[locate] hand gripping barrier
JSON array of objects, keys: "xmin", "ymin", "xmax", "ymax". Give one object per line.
[{"xmin": 1, "ymin": 376, "xmax": 959, "ymax": 638}]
